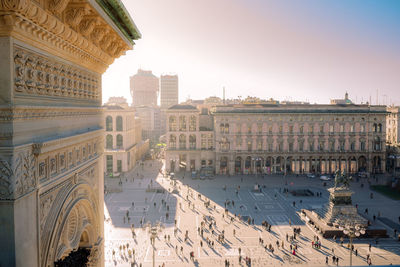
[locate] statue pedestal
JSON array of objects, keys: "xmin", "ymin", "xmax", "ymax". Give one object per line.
[
  {"xmin": 301, "ymin": 186, "xmax": 385, "ymax": 238},
  {"xmin": 321, "ymin": 187, "xmax": 367, "ymax": 227}
]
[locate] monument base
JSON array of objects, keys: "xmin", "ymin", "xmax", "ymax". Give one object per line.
[{"xmin": 301, "ymin": 186, "xmax": 387, "ymax": 238}]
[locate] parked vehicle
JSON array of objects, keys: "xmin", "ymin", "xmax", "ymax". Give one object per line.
[
  {"xmin": 307, "ymin": 173, "xmax": 316, "ymax": 178},
  {"xmin": 358, "ymin": 171, "xmax": 370, "ymax": 178},
  {"xmin": 320, "ymin": 175, "xmax": 331, "ymax": 181},
  {"xmin": 170, "ymin": 172, "xmax": 175, "ymax": 180}
]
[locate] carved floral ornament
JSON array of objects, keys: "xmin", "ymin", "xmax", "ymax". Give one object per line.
[
  {"xmin": 0, "ymin": 146, "xmax": 37, "ymax": 200},
  {"xmin": 0, "ymin": 0, "xmax": 131, "ymax": 73}
]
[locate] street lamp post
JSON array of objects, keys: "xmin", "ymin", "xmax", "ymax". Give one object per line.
[
  {"xmin": 147, "ymin": 222, "xmax": 163, "ymax": 267},
  {"xmin": 338, "ymin": 221, "xmax": 366, "ymax": 267},
  {"xmin": 252, "ymin": 157, "xmax": 261, "ymax": 177},
  {"xmin": 150, "ymin": 227, "xmax": 157, "ymax": 267}
]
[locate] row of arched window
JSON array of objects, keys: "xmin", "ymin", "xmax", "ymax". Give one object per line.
[
  {"xmin": 106, "ymin": 116, "xmax": 123, "ymax": 131},
  {"xmin": 106, "ymin": 134, "xmax": 123, "ymax": 149},
  {"xmin": 230, "ymin": 138, "xmax": 378, "ymax": 152},
  {"xmin": 372, "ymin": 123, "xmax": 383, "ymax": 133},
  {"xmin": 169, "ymin": 134, "xmax": 196, "ymax": 149},
  {"xmin": 169, "ymin": 115, "xmax": 197, "ymax": 131},
  {"xmin": 220, "ymin": 123, "xmax": 229, "ymax": 134},
  {"xmin": 220, "ymin": 122, "xmax": 381, "ymax": 134}
]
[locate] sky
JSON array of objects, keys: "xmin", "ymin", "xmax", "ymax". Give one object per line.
[{"xmin": 102, "ymin": 0, "xmax": 400, "ymax": 105}]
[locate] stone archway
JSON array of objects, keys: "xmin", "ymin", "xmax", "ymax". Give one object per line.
[
  {"xmin": 358, "ymin": 156, "xmax": 367, "ymax": 172},
  {"xmin": 220, "ymin": 156, "xmax": 228, "ymax": 175},
  {"xmin": 42, "ymin": 182, "xmax": 100, "ymax": 267},
  {"xmin": 244, "ymin": 156, "xmax": 251, "ymax": 174},
  {"xmin": 235, "ymin": 156, "xmax": 242, "ymax": 174}
]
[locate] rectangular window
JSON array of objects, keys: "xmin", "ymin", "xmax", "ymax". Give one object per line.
[
  {"xmin": 208, "ymin": 138, "xmax": 213, "ymax": 149},
  {"xmin": 268, "ymin": 143, "xmax": 273, "ymax": 152},
  {"xmin": 340, "ymin": 141, "xmax": 345, "ymax": 151},
  {"xmin": 201, "ymin": 134, "xmax": 206, "ymax": 149},
  {"xmin": 237, "ymin": 137, "xmax": 242, "ymax": 149},
  {"xmin": 106, "ymin": 155, "xmax": 113, "ymax": 173},
  {"xmin": 208, "ymin": 160, "xmax": 213, "ymax": 166},
  {"xmin": 117, "ymin": 160, "xmax": 122, "ymax": 172}
]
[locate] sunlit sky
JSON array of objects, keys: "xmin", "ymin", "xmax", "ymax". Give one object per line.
[{"xmin": 102, "ymin": 0, "xmax": 400, "ymax": 105}]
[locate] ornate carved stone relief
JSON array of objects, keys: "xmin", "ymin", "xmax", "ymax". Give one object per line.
[
  {"xmin": 0, "ymin": 107, "xmax": 100, "ymax": 122},
  {"xmin": 13, "ymin": 45, "xmax": 100, "ymax": 101},
  {"xmin": 0, "ymin": 146, "xmax": 37, "ymax": 200},
  {"xmin": 0, "ymin": 0, "xmax": 131, "ymax": 73},
  {"xmin": 0, "ymin": 156, "xmax": 18, "ymax": 199},
  {"xmin": 65, "ymin": 5, "xmax": 88, "ymax": 27},
  {"xmin": 48, "ymin": 0, "xmax": 70, "ymax": 14}
]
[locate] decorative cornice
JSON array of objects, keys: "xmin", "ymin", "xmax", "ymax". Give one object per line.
[
  {"xmin": 0, "ymin": 106, "xmax": 101, "ymax": 121},
  {"xmin": 0, "ymin": 0, "xmax": 134, "ymax": 73},
  {"xmin": 65, "ymin": 5, "xmax": 89, "ymax": 27},
  {"xmin": 48, "ymin": 0, "xmax": 70, "ymax": 14}
]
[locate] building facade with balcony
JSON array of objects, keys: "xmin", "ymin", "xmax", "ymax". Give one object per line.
[
  {"xmin": 165, "ymin": 105, "xmax": 215, "ymax": 173},
  {"xmin": 386, "ymin": 106, "xmax": 400, "ymax": 174},
  {"xmin": 165, "ymin": 102, "xmax": 387, "ymax": 176},
  {"xmin": 103, "ymin": 99, "xmax": 147, "ymax": 176}
]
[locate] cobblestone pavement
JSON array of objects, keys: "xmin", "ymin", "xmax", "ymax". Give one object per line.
[{"xmin": 104, "ymin": 160, "xmax": 400, "ymax": 266}]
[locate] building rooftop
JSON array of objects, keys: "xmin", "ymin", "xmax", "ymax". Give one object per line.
[
  {"xmin": 96, "ymin": 0, "xmax": 141, "ymax": 43},
  {"xmin": 213, "ymin": 103, "xmax": 387, "ymax": 114},
  {"xmin": 168, "ymin": 104, "xmax": 198, "ymax": 110}
]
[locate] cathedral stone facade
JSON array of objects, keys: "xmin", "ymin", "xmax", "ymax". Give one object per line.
[{"xmin": 0, "ymin": 1, "xmax": 140, "ymax": 266}]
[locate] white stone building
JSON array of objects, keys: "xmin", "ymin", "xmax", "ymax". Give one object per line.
[
  {"xmin": 387, "ymin": 106, "xmax": 400, "ymax": 146},
  {"xmin": 103, "ymin": 98, "xmax": 148, "ymax": 176},
  {"xmin": 165, "ymin": 105, "xmax": 215, "ymax": 173},
  {"xmin": 165, "ymin": 102, "xmax": 387, "ymax": 176}
]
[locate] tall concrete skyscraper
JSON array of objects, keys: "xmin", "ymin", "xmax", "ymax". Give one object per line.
[
  {"xmin": 130, "ymin": 69, "xmax": 159, "ymax": 106},
  {"xmin": 160, "ymin": 74, "xmax": 179, "ymax": 109}
]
